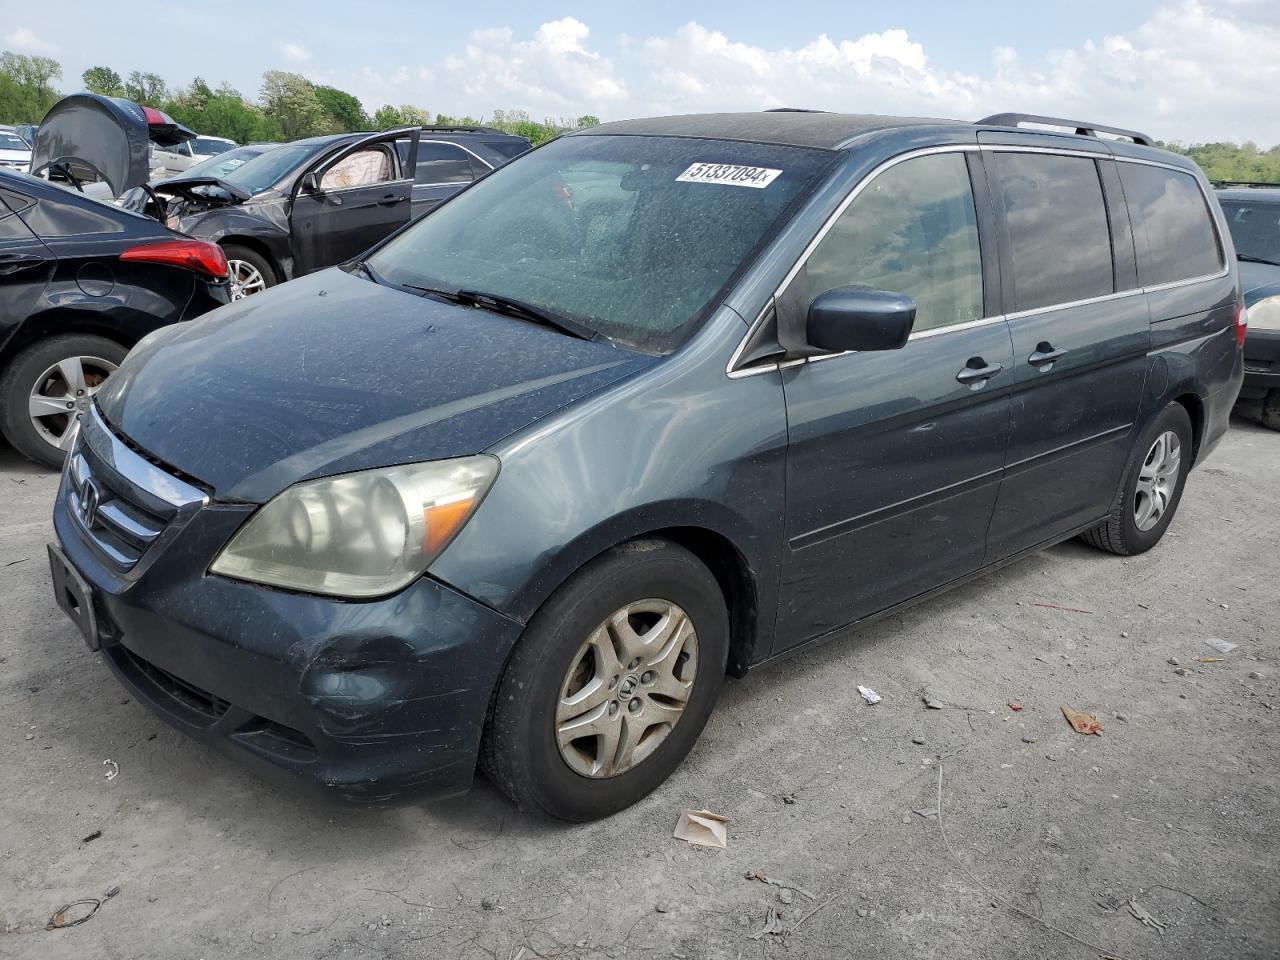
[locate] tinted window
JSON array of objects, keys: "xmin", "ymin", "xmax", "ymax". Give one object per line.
[
  {"xmin": 806, "ymin": 152, "xmax": 984, "ymax": 333},
  {"xmin": 995, "ymin": 152, "xmax": 1113, "ymax": 311},
  {"xmin": 221, "ymin": 143, "xmax": 321, "ymax": 194},
  {"xmin": 416, "ymin": 142, "xmax": 475, "ymax": 184},
  {"xmin": 483, "ymin": 139, "xmax": 531, "ymax": 161},
  {"xmin": 1120, "ymin": 164, "xmax": 1223, "ymax": 286},
  {"xmin": 0, "ymin": 203, "xmax": 35, "ymax": 241},
  {"xmin": 1220, "ymin": 200, "xmax": 1280, "ymax": 264},
  {"xmin": 194, "ymin": 138, "xmax": 234, "ymax": 155},
  {"xmin": 369, "ymin": 134, "xmax": 833, "ymax": 352},
  {"xmin": 321, "ymin": 147, "xmax": 392, "ymax": 189}
]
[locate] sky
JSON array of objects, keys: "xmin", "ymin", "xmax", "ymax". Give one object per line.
[{"xmin": 4, "ymin": 0, "xmax": 1280, "ymax": 144}]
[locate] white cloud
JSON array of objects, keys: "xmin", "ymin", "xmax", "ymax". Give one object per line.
[
  {"xmin": 279, "ymin": 42, "xmax": 309, "ymax": 63},
  {"xmin": 341, "ymin": 2, "xmax": 1280, "ymax": 144},
  {"xmin": 4, "ymin": 26, "xmax": 57, "ymax": 55}
]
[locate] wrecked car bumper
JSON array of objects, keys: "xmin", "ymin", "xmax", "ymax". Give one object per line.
[{"xmin": 52, "ymin": 467, "xmax": 524, "ymax": 805}]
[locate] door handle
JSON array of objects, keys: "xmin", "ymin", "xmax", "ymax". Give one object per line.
[
  {"xmin": 956, "ymin": 359, "xmax": 1004, "ymax": 386},
  {"xmin": 1028, "ymin": 343, "xmax": 1068, "ymax": 369},
  {"xmin": 0, "ymin": 253, "xmax": 44, "ymax": 275},
  {"xmin": 378, "ymin": 194, "xmax": 407, "ymax": 206}
]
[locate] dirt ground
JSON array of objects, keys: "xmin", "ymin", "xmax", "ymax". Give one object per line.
[{"xmin": 1, "ymin": 417, "xmax": 1277, "ymax": 960}]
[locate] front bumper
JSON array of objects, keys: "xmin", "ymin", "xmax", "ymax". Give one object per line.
[
  {"xmin": 52, "ymin": 414, "xmax": 523, "ymax": 804},
  {"xmin": 1241, "ymin": 328, "xmax": 1280, "ymax": 396}
]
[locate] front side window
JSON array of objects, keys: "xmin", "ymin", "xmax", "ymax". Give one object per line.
[
  {"xmin": 805, "ymin": 152, "xmax": 984, "ymax": 334},
  {"xmin": 368, "ymin": 134, "xmax": 834, "ymax": 352},
  {"xmin": 1221, "ymin": 200, "xmax": 1280, "ymax": 265},
  {"xmin": 1119, "ymin": 163, "xmax": 1223, "ymax": 286},
  {"xmin": 321, "ymin": 147, "xmax": 393, "ymax": 190},
  {"xmin": 416, "ymin": 142, "xmax": 476, "ymax": 184},
  {"xmin": 995, "ymin": 152, "xmax": 1114, "ymax": 312}
]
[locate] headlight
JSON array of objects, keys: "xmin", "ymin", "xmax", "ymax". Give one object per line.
[
  {"xmin": 1248, "ymin": 295, "xmax": 1280, "ymax": 332},
  {"xmin": 210, "ymin": 456, "xmax": 498, "ymax": 598}
]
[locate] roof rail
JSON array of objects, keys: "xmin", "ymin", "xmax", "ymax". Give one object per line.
[
  {"xmin": 1212, "ymin": 179, "xmax": 1280, "ymax": 190},
  {"xmin": 764, "ymin": 108, "xmax": 829, "ymax": 114},
  {"xmin": 977, "ymin": 112, "xmax": 1155, "ymax": 148},
  {"xmin": 419, "ymin": 124, "xmax": 507, "ymax": 135}
]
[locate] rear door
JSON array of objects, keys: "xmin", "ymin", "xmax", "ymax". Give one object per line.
[
  {"xmin": 0, "ymin": 189, "xmax": 56, "ymax": 348},
  {"xmin": 290, "ymin": 133, "xmax": 414, "ymax": 273},
  {"xmin": 773, "ymin": 149, "xmax": 1014, "ymax": 649},
  {"xmin": 409, "ymin": 140, "xmax": 488, "ymax": 218},
  {"xmin": 981, "ymin": 143, "xmax": 1150, "ymax": 559}
]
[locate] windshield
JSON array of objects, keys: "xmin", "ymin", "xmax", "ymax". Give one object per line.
[
  {"xmin": 368, "ymin": 134, "xmax": 834, "ymax": 351},
  {"xmin": 177, "ymin": 145, "xmax": 271, "ymax": 181},
  {"xmin": 219, "ymin": 143, "xmax": 319, "ymax": 194},
  {"xmin": 1221, "ymin": 200, "xmax": 1280, "ymax": 264},
  {"xmin": 483, "ymin": 139, "xmax": 530, "ymax": 161},
  {"xmin": 0, "ymin": 132, "xmax": 29, "ymax": 151},
  {"xmin": 194, "ymin": 137, "xmax": 233, "ymax": 155}
]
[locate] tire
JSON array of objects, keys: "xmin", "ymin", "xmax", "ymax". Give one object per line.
[
  {"xmin": 1079, "ymin": 402, "xmax": 1193, "ymax": 556},
  {"xmin": 1262, "ymin": 390, "xmax": 1280, "ymax": 431},
  {"xmin": 0, "ymin": 334, "xmax": 128, "ymax": 469},
  {"xmin": 481, "ymin": 539, "xmax": 730, "ymax": 821},
  {"xmin": 222, "ymin": 244, "xmax": 276, "ymax": 300}
]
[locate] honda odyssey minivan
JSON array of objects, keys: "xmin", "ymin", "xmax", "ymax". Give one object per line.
[{"xmin": 49, "ymin": 111, "xmax": 1244, "ymax": 820}]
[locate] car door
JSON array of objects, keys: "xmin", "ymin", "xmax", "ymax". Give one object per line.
[
  {"xmin": 772, "ymin": 149, "xmax": 1014, "ymax": 650},
  {"xmin": 409, "ymin": 140, "xmax": 487, "ymax": 219},
  {"xmin": 289, "ymin": 133, "xmax": 413, "ymax": 274},
  {"xmin": 979, "ymin": 143, "xmax": 1151, "ymax": 559},
  {"xmin": 0, "ymin": 189, "xmax": 56, "ymax": 345}
]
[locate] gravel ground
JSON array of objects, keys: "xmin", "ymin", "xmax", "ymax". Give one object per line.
[{"xmin": 1, "ymin": 417, "xmax": 1277, "ymax": 960}]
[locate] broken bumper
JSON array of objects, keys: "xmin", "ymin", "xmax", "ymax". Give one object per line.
[{"xmin": 52, "ymin": 473, "xmax": 524, "ymax": 805}]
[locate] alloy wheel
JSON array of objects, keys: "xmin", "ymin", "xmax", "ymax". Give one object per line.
[
  {"xmin": 1134, "ymin": 429, "xmax": 1181, "ymax": 532},
  {"xmin": 227, "ymin": 259, "xmax": 267, "ymax": 300},
  {"xmin": 27, "ymin": 355, "xmax": 118, "ymax": 454},
  {"xmin": 556, "ymin": 599, "xmax": 699, "ymax": 779}
]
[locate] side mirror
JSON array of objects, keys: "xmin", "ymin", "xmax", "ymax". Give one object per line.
[
  {"xmin": 806, "ymin": 287, "xmax": 916, "ymax": 353},
  {"xmin": 300, "ymin": 172, "xmax": 321, "ymax": 194}
]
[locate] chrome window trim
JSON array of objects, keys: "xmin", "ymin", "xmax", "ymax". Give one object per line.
[
  {"xmin": 727, "ymin": 141, "xmax": 1230, "ymax": 379},
  {"xmin": 411, "ymin": 138, "xmax": 494, "ymax": 187}
]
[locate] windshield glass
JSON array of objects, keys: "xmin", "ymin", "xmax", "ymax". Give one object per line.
[
  {"xmin": 219, "ymin": 143, "xmax": 319, "ymax": 194},
  {"xmin": 1221, "ymin": 200, "xmax": 1280, "ymax": 264},
  {"xmin": 194, "ymin": 137, "xmax": 233, "ymax": 155},
  {"xmin": 177, "ymin": 146, "xmax": 272, "ymax": 181},
  {"xmin": 0, "ymin": 132, "xmax": 29, "ymax": 151},
  {"xmin": 368, "ymin": 134, "xmax": 834, "ymax": 351}
]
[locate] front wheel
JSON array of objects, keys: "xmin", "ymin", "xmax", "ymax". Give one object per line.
[
  {"xmin": 481, "ymin": 540, "xmax": 729, "ymax": 821},
  {"xmin": 222, "ymin": 244, "xmax": 276, "ymax": 300},
  {"xmin": 1262, "ymin": 390, "xmax": 1280, "ymax": 431},
  {"xmin": 1079, "ymin": 402, "xmax": 1193, "ymax": 556}
]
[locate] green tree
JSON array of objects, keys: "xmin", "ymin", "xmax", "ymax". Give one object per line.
[
  {"xmin": 0, "ymin": 51, "xmax": 62, "ymax": 122},
  {"xmin": 395, "ymin": 103, "xmax": 432, "ymax": 126},
  {"xmin": 373, "ymin": 104, "xmax": 403, "ymax": 129},
  {"xmin": 82, "ymin": 66, "xmax": 124, "ymax": 97},
  {"xmin": 259, "ymin": 70, "xmax": 327, "ymax": 140},
  {"xmin": 313, "ymin": 84, "xmax": 369, "ymax": 132},
  {"xmin": 123, "ymin": 70, "xmax": 167, "ymax": 104},
  {"xmin": 575, "ymin": 115, "xmax": 600, "ymax": 128}
]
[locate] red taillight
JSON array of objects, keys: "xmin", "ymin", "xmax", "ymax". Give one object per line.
[
  {"xmin": 120, "ymin": 239, "xmax": 229, "ymax": 280},
  {"xmin": 1235, "ymin": 301, "xmax": 1249, "ymax": 349}
]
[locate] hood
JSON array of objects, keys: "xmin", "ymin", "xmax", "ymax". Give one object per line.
[
  {"xmin": 0, "ymin": 148, "xmax": 30, "ymax": 162},
  {"xmin": 96, "ymin": 269, "xmax": 654, "ymax": 502},
  {"xmin": 32, "ymin": 94, "xmax": 194, "ymax": 196},
  {"xmin": 1239, "ymin": 260, "xmax": 1280, "ymax": 306}
]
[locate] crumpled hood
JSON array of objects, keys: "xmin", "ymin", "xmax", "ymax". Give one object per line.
[{"xmin": 96, "ymin": 268, "xmax": 654, "ymax": 502}]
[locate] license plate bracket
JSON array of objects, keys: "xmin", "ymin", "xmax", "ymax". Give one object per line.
[{"xmin": 48, "ymin": 543, "xmax": 100, "ymax": 652}]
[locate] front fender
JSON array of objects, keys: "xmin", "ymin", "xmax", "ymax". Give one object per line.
[{"xmin": 176, "ymin": 203, "xmax": 294, "ymax": 280}]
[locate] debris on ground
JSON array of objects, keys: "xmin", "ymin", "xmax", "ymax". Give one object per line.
[
  {"xmin": 1008, "ymin": 700, "xmax": 1023, "ymax": 712},
  {"xmin": 1032, "ymin": 602, "xmax": 1094, "ymax": 614},
  {"xmin": 912, "ymin": 807, "xmax": 939, "ymax": 819},
  {"xmin": 911, "ymin": 736, "xmax": 925, "ymax": 745},
  {"xmin": 1196, "ymin": 657, "xmax": 1222, "ymax": 664},
  {"xmin": 102, "ymin": 759, "xmax": 119, "ymax": 781},
  {"xmin": 674, "ymin": 809, "xmax": 729, "ymax": 849},
  {"xmin": 45, "ymin": 888, "xmax": 116, "ymax": 931},
  {"xmin": 1204, "ymin": 638, "xmax": 1236, "ymax": 654},
  {"xmin": 747, "ymin": 905, "xmax": 785, "ymax": 940},
  {"xmin": 1127, "ymin": 899, "xmax": 1167, "ymax": 934},
  {"xmin": 744, "ymin": 870, "xmax": 817, "ymax": 901},
  {"xmin": 778, "ymin": 888, "xmax": 794, "ymax": 905},
  {"xmin": 1094, "ymin": 893, "xmax": 1123, "ymax": 911},
  {"xmin": 857, "ymin": 686, "xmax": 882, "ymax": 705},
  {"xmin": 81, "ymin": 830, "xmax": 102, "ymax": 844},
  {"xmin": 781, "ymin": 792, "xmax": 797, "ymax": 805},
  {"xmin": 1061, "ymin": 705, "xmax": 1104, "ymax": 736},
  {"xmin": 923, "ymin": 695, "xmax": 945, "ymax": 710}
]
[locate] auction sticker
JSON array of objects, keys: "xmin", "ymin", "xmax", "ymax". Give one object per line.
[{"xmin": 676, "ymin": 162, "xmax": 782, "ymax": 189}]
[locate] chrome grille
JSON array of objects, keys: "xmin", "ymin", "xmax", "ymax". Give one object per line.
[{"xmin": 64, "ymin": 407, "xmax": 208, "ymax": 575}]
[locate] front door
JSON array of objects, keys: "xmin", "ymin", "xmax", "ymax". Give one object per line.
[
  {"xmin": 290, "ymin": 138, "xmax": 412, "ymax": 274},
  {"xmin": 773, "ymin": 150, "xmax": 1014, "ymax": 650},
  {"xmin": 408, "ymin": 140, "xmax": 485, "ymax": 219},
  {"xmin": 980, "ymin": 146, "xmax": 1150, "ymax": 559}
]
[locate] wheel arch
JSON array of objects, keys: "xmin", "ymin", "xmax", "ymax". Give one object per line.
[
  {"xmin": 218, "ymin": 235, "xmax": 284, "ymax": 284},
  {"xmin": 0, "ymin": 308, "xmax": 140, "ymax": 373},
  {"xmin": 1172, "ymin": 391, "xmax": 1205, "ymax": 464}
]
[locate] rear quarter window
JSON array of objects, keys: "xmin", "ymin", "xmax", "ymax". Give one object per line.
[{"xmin": 1119, "ymin": 163, "xmax": 1222, "ymax": 287}]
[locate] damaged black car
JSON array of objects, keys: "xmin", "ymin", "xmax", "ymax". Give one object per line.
[{"xmin": 151, "ymin": 126, "xmax": 532, "ymax": 299}]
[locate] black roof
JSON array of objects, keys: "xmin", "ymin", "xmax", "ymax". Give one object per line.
[{"xmin": 572, "ymin": 112, "xmax": 964, "ymax": 149}]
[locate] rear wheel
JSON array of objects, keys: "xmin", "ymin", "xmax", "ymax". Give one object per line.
[
  {"xmin": 481, "ymin": 540, "xmax": 729, "ymax": 821},
  {"xmin": 0, "ymin": 334, "xmax": 127, "ymax": 469},
  {"xmin": 1079, "ymin": 402, "xmax": 1193, "ymax": 556},
  {"xmin": 1262, "ymin": 390, "xmax": 1280, "ymax": 431},
  {"xmin": 222, "ymin": 244, "xmax": 275, "ymax": 300}
]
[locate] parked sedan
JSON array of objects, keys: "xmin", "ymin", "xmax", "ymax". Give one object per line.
[
  {"xmin": 1, "ymin": 94, "xmax": 231, "ymax": 468},
  {"xmin": 0, "ymin": 128, "xmax": 32, "ymax": 173},
  {"xmin": 150, "ymin": 134, "xmax": 238, "ymax": 179},
  {"xmin": 152, "ymin": 125, "xmax": 531, "ymax": 299}
]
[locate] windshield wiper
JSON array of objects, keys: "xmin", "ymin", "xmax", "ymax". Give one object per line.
[
  {"xmin": 454, "ymin": 288, "xmax": 599, "ymax": 342},
  {"xmin": 1237, "ymin": 253, "xmax": 1280, "ymax": 267}
]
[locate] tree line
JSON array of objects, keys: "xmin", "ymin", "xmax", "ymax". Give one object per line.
[{"xmin": 0, "ymin": 51, "xmax": 599, "ymax": 146}]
